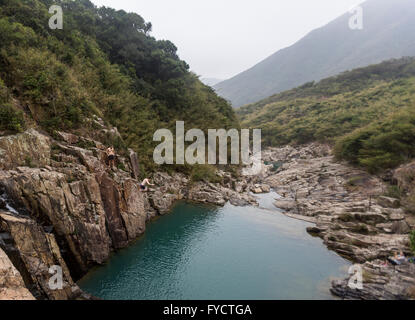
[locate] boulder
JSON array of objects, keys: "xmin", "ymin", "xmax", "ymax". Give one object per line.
[
  {"xmin": 235, "ymin": 182, "xmax": 246, "ymax": 193},
  {"xmin": 391, "ymin": 221, "xmax": 411, "ymax": 234},
  {"xmin": 229, "ymin": 197, "xmax": 249, "ymax": 206},
  {"xmin": 377, "ymin": 196, "xmax": 400, "ymax": 208},
  {"xmin": 0, "ymin": 247, "xmax": 35, "ymax": 300},
  {"xmin": 389, "ymin": 213, "xmax": 405, "ymax": 221},
  {"xmin": 0, "ymin": 169, "xmax": 111, "ymax": 273}
]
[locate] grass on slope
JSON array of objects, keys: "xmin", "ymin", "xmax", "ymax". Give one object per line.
[
  {"xmin": 237, "ymin": 57, "xmax": 415, "ymax": 173},
  {"xmin": 0, "ymin": 0, "xmax": 238, "ymax": 175}
]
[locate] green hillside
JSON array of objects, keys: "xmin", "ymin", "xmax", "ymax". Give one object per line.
[
  {"xmin": 237, "ymin": 57, "xmax": 415, "ymax": 172},
  {"xmin": 0, "ymin": 0, "xmax": 238, "ymax": 173}
]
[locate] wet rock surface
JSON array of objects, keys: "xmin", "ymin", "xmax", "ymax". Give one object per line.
[{"xmin": 0, "ymin": 129, "xmax": 51, "ymax": 170}]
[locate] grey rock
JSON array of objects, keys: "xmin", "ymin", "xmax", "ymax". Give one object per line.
[
  {"xmin": 378, "ymin": 196, "xmax": 400, "ymax": 209},
  {"xmin": 391, "ymin": 221, "xmax": 411, "ymax": 234},
  {"xmin": 128, "ymin": 149, "xmax": 140, "ymax": 180},
  {"xmin": 274, "ymin": 199, "xmax": 296, "ymax": 211}
]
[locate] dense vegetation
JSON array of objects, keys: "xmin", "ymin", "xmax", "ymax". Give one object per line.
[
  {"xmin": 238, "ymin": 58, "xmax": 415, "ymax": 173},
  {"xmin": 0, "ymin": 0, "xmax": 238, "ymax": 174}
]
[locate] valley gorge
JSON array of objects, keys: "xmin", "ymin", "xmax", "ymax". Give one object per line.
[{"xmin": 0, "ymin": 124, "xmax": 414, "ymax": 300}]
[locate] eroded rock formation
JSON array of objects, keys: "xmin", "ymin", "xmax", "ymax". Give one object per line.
[
  {"xmin": 0, "ymin": 247, "xmax": 35, "ymax": 300},
  {"xmin": 1, "ymin": 128, "xmax": 413, "ymax": 300},
  {"xmin": 264, "ymin": 144, "xmax": 415, "ymax": 300},
  {"xmin": 0, "ymin": 128, "xmax": 150, "ymax": 299}
]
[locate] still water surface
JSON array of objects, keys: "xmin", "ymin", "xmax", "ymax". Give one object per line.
[{"xmin": 79, "ymin": 192, "xmax": 349, "ymax": 299}]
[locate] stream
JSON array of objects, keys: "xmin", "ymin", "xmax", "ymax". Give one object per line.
[{"xmin": 78, "ymin": 192, "xmax": 349, "ymax": 300}]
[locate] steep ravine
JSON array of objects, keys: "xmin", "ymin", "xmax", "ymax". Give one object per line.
[{"xmin": 0, "ymin": 127, "xmax": 414, "ymax": 300}]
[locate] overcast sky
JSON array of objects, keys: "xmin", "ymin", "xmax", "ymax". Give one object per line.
[{"xmin": 92, "ymin": 0, "xmax": 364, "ymax": 80}]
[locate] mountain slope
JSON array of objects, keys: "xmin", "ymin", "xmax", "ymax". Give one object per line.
[
  {"xmin": 0, "ymin": 0, "xmax": 238, "ymax": 172},
  {"xmin": 201, "ymin": 78, "xmax": 223, "ymax": 86},
  {"xmin": 215, "ymin": 0, "xmax": 415, "ymax": 107},
  {"xmin": 237, "ymin": 57, "xmax": 415, "ymax": 172}
]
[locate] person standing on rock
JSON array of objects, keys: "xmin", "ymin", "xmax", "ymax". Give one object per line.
[
  {"xmin": 106, "ymin": 146, "xmax": 116, "ymax": 169},
  {"xmin": 140, "ymin": 178, "xmax": 154, "ymax": 192}
]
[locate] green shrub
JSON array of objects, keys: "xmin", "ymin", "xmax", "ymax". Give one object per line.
[
  {"xmin": 0, "ymin": 104, "xmax": 25, "ymax": 133},
  {"xmin": 338, "ymin": 213, "xmax": 354, "ymax": 222},
  {"xmin": 190, "ymin": 165, "xmax": 222, "ymax": 184},
  {"xmin": 0, "ymin": 0, "xmax": 237, "ymax": 175},
  {"xmin": 117, "ymin": 162, "xmax": 126, "ymax": 171},
  {"xmin": 410, "ymin": 231, "xmax": 415, "ymax": 255},
  {"xmin": 405, "ymin": 194, "xmax": 415, "ymax": 214},
  {"xmin": 385, "ymin": 185, "xmax": 403, "ymax": 199}
]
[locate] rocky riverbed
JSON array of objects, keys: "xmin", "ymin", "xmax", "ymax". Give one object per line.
[
  {"xmin": 0, "ymin": 126, "xmax": 414, "ymax": 300},
  {"xmin": 262, "ymin": 144, "xmax": 415, "ymax": 300}
]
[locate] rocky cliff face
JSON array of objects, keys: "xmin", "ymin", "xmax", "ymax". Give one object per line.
[
  {"xmin": 0, "ymin": 127, "xmax": 256, "ymax": 300},
  {"xmin": 0, "ymin": 247, "xmax": 34, "ymax": 300},
  {"xmin": 0, "ymin": 127, "xmax": 151, "ymax": 299}
]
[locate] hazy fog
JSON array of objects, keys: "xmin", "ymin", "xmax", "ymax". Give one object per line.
[{"xmin": 92, "ymin": 0, "xmax": 364, "ymax": 80}]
